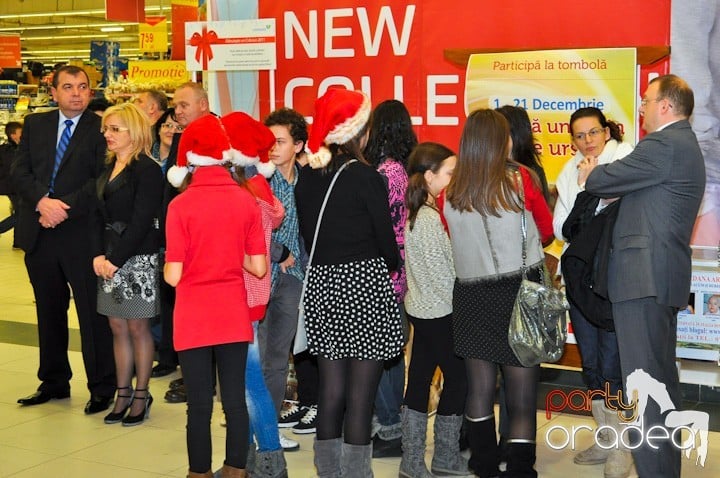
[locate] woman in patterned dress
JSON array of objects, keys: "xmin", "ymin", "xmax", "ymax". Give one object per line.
[{"xmin": 91, "ymin": 102, "xmax": 163, "ymax": 426}]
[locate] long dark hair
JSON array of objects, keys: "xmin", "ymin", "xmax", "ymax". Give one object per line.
[
  {"xmin": 406, "ymin": 142, "xmax": 455, "ymax": 230},
  {"xmin": 447, "ymin": 109, "xmax": 523, "ymax": 216},
  {"xmin": 569, "ymin": 107, "xmax": 623, "ymax": 142},
  {"xmin": 496, "ymin": 105, "xmax": 542, "ymax": 170},
  {"xmin": 364, "ymin": 99, "xmax": 418, "ymax": 169}
]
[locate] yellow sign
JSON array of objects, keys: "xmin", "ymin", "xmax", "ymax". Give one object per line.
[
  {"xmin": 172, "ymin": 0, "xmax": 199, "ymax": 6},
  {"xmin": 139, "ymin": 16, "xmax": 168, "ymax": 53},
  {"xmin": 127, "ymin": 60, "xmax": 189, "ymax": 88},
  {"xmin": 465, "ymin": 48, "xmax": 637, "ymax": 182}
]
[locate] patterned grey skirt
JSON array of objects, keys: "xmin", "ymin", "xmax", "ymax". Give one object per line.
[{"xmin": 97, "ymin": 253, "xmax": 160, "ymax": 319}]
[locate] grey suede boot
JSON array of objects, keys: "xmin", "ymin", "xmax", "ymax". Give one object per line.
[
  {"xmin": 341, "ymin": 442, "xmax": 374, "ymax": 478},
  {"xmin": 574, "ymin": 399, "xmax": 612, "ymax": 465},
  {"xmin": 253, "ymin": 449, "xmax": 288, "ymax": 478},
  {"xmin": 602, "ymin": 406, "xmax": 633, "ymax": 478},
  {"xmin": 399, "ymin": 407, "xmax": 434, "ymax": 478},
  {"xmin": 314, "ymin": 438, "xmax": 343, "ymax": 478},
  {"xmin": 431, "ymin": 415, "xmax": 471, "ymax": 476}
]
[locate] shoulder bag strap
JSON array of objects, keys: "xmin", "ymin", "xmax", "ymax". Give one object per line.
[{"xmin": 514, "ymin": 169, "xmax": 528, "ymax": 278}]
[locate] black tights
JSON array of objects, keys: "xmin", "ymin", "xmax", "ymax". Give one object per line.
[
  {"xmin": 465, "ymin": 358, "xmax": 539, "ymax": 441},
  {"xmin": 316, "ymin": 357, "xmax": 384, "ymax": 445}
]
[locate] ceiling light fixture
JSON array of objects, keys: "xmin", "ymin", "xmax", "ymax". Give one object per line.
[{"xmin": 100, "ymin": 26, "xmax": 125, "ymax": 32}]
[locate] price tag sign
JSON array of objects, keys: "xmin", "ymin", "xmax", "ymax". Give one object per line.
[{"xmin": 139, "ymin": 16, "xmax": 168, "ymax": 53}]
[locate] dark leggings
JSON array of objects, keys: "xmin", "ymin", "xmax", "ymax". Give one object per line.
[
  {"xmin": 179, "ymin": 342, "xmax": 249, "ymax": 473},
  {"xmin": 316, "ymin": 356, "xmax": 384, "ymax": 445},
  {"xmin": 404, "ymin": 314, "xmax": 466, "ymax": 415},
  {"xmin": 465, "ymin": 358, "xmax": 539, "ymax": 441}
]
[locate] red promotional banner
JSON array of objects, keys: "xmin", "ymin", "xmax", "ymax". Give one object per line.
[
  {"xmin": 0, "ymin": 34, "xmax": 21, "ymax": 68},
  {"xmin": 105, "ymin": 0, "xmax": 145, "ymax": 23},
  {"xmin": 258, "ymin": 0, "xmax": 670, "ymax": 151}
]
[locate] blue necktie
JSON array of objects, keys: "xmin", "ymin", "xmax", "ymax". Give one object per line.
[{"xmin": 49, "ymin": 119, "xmax": 74, "ymax": 193}]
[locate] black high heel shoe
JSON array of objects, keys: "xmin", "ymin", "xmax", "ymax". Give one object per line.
[
  {"xmin": 103, "ymin": 387, "xmax": 134, "ymax": 424},
  {"xmin": 122, "ymin": 388, "xmax": 153, "ymax": 427}
]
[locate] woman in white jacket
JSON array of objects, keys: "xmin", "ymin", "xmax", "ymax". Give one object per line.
[{"xmin": 553, "ymin": 107, "xmax": 634, "ymax": 478}]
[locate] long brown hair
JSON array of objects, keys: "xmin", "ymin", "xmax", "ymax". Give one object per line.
[
  {"xmin": 447, "ymin": 109, "xmax": 521, "ymax": 216},
  {"xmin": 406, "ymin": 142, "xmax": 455, "ymax": 230}
]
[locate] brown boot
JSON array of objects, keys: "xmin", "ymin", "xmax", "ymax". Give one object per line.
[
  {"xmin": 187, "ymin": 471, "xmax": 213, "ymax": 478},
  {"xmin": 220, "ymin": 464, "xmax": 247, "ymax": 477}
]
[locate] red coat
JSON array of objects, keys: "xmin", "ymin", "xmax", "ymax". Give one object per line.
[{"xmin": 165, "ymin": 166, "xmax": 266, "ymax": 351}]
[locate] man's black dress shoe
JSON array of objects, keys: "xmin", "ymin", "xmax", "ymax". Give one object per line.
[
  {"xmin": 17, "ymin": 390, "xmax": 70, "ymax": 406},
  {"xmin": 151, "ymin": 363, "xmax": 177, "ymax": 377},
  {"xmin": 164, "ymin": 384, "xmax": 187, "ymax": 403},
  {"xmin": 169, "ymin": 377, "xmax": 184, "ymax": 390},
  {"xmin": 84, "ymin": 395, "xmax": 114, "ymax": 414}
]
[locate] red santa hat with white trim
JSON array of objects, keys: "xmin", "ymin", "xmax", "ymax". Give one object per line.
[
  {"xmin": 166, "ymin": 114, "xmax": 233, "ymax": 188},
  {"xmin": 221, "ymin": 111, "xmax": 277, "ymax": 178},
  {"xmin": 305, "ymin": 88, "xmax": 371, "ymax": 169}
]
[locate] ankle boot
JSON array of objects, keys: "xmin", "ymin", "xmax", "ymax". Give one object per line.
[
  {"xmin": 220, "ymin": 464, "xmax": 246, "ymax": 478},
  {"xmin": 314, "ymin": 438, "xmax": 343, "ymax": 478},
  {"xmin": 574, "ymin": 399, "xmax": 612, "ymax": 465},
  {"xmin": 602, "ymin": 406, "xmax": 633, "ymax": 478},
  {"xmin": 399, "ymin": 407, "xmax": 434, "ymax": 478},
  {"xmin": 187, "ymin": 471, "xmax": 213, "ymax": 478},
  {"xmin": 501, "ymin": 440, "xmax": 536, "ymax": 478},
  {"xmin": 254, "ymin": 449, "xmax": 288, "ymax": 478},
  {"xmin": 431, "ymin": 414, "xmax": 471, "ymax": 476},
  {"xmin": 465, "ymin": 415, "xmax": 499, "ymax": 478},
  {"xmin": 245, "ymin": 444, "xmax": 256, "ymax": 476},
  {"xmin": 341, "ymin": 442, "xmax": 373, "ymax": 478}
]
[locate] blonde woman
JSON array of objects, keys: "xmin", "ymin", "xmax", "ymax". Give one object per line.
[{"xmin": 91, "ymin": 102, "xmax": 163, "ymax": 426}]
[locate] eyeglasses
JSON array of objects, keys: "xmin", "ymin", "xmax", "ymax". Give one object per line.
[
  {"xmin": 572, "ymin": 127, "xmax": 606, "ymax": 141},
  {"xmin": 161, "ymin": 123, "xmax": 184, "ymax": 132},
  {"xmin": 640, "ymin": 97, "xmax": 670, "ymax": 107},
  {"xmin": 100, "ymin": 125, "xmax": 129, "ymax": 134}
]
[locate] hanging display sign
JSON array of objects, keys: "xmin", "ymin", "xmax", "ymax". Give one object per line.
[
  {"xmin": 171, "ymin": 0, "xmax": 200, "ymax": 61},
  {"xmin": 127, "ymin": 60, "xmax": 190, "ymax": 88},
  {"xmin": 465, "ymin": 48, "xmax": 638, "ymax": 180},
  {"xmin": 184, "ymin": 19, "xmax": 276, "ymax": 71},
  {"xmin": 139, "ymin": 15, "xmax": 168, "ymax": 53},
  {"xmin": 0, "ymin": 34, "xmax": 21, "ymax": 68},
  {"xmin": 105, "ymin": 0, "xmax": 145, "ymax": 23}
]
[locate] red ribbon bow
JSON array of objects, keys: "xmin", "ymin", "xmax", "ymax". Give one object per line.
[{"xmin": 189, "ymin": 27, "xmax": 219, "ymax": 70}]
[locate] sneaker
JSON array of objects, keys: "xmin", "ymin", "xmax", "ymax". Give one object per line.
[
  {"xmin": 292, "ymin": 404, "xmax": 317, "ymax": 434},
  {"xmin": 278, "ymin": 400, "xmax": 304, "ymax": 428},
  {"xmin": 279, "ymin": 431, "xmax": 300, "ymax": 452}
]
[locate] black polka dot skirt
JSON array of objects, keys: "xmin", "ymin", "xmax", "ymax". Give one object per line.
[
  {"xmin": 452, "ymin": 266, "xmax": 542, "ymax": 367},
  {"xmin": 303, "ymin": 257, "xmax": 404, "ymax": 361}
]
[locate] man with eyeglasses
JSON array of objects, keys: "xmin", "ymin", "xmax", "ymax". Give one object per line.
[
  {"xmin": 577, "ymin": 74, "xmax": 705, "ymax": 478},
  {"xmin": 133, "ymin": 89, "xmax": 169, "ymax": 125},
  {"xmin": 12, "ymin": 64, "xmax": 117, "ymax": 414}
]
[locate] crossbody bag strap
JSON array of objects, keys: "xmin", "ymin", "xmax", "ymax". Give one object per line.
[
  {"xmin": 514, "ymin": 169, "xmax": 528, "ymax": 278},
  {"xmin": 300, "ymin": 159, "xmax": 358, "ymax": 299}
]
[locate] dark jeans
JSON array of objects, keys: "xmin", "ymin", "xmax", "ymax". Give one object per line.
[
  {"xmin": 570, "ymin": 302, "xmax": 622, "ymax": 397},
  {"xmin": 374, "ymin": 304, "xmax": 405, "ymax": 438},
  {"xmin": 179, "ymin": 342, "xmax": 249, "ymax": 473},
  {"xmin": 294, "ymin": 350, "xmax": 319, "ymax": 406},
  {"xmin": 404, "ymin": 313, "xmax": 466, "ymax": 415}
]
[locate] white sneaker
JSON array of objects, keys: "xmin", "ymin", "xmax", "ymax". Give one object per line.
[{"xmin": 279, "ymin": 431, "xmax": 300, "ymax": 452}]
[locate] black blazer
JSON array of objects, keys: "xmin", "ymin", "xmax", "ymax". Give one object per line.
[
  {"xmin": 11, "ymin": 109, "xmax": 106, "ymax": 252},
  {"xmin": 90, "ymin": 154, "xmax": 164, "ymax": 267}
]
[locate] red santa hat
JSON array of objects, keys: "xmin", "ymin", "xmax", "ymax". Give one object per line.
[
  {"xmin": 221, "ymin": 111, "xmax": 277, "ymax": 178},
  {"xmin": 166, "ymin": 114, "xmax": 233, "ymax": 188},
  {"xmin": 306, "ymin": 88, "xmax": 371, "ymax": 169}
]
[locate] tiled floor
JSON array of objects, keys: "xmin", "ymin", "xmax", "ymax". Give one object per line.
[{"xmin": 1, "ymin": 196, "xmax": 719, "ymax": 477}]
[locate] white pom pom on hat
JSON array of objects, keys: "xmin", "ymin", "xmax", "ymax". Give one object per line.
[
  {"xmin": 306, "ymin": 88, "xmax": 371, "ymax": 169},
  {"xmin": 166, "ymin": 114, "xmax": 233, "ymax": 188}
]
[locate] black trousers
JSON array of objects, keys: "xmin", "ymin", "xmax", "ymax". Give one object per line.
[
  {"xmin": 179, "ymin": 342, "xmax": 249, "ymax": 472},
  {"xmin": 24, "ymin": 224, "xmax": 115, "ymax": 396}
]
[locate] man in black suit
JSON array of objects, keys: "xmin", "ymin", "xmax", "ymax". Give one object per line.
[
  {"xmin": 578, "ymin": 74, "xmax": 706, "ymax": 477},
  {"xmin": 12, "ymin": 65, "xmax": 116, "ymax": 413}
]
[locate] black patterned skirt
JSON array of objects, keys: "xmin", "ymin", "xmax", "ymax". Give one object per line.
[
  {"xmin": 452, "ymin": 266, "xmax": 542, "ymax": 366},
  {"xmin": 97, "ymin": 253, "xmax": 160, "ymax": 319},
  {"xmin": 303, "ymin": 257, "xmax": 404, "ymax": 360}
]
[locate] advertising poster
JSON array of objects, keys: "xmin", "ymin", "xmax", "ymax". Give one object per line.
[
  {"xmin": 127, "ymin": 60, "xmax": 190, "ymax": 89},
  {"xmin": 185, "ymin": 19, "xmax": 276, "ymax": 72},
  {"xmin": 0, "ymin": 34, "xmax": 21, "ymax": 68},
  {"xmin": 465, "ymin": 48, "xmax": 637, "ymax": 181},
  {"xmin": 677, "ymin": 267, "xmax": 720, "ymax": 361}
]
